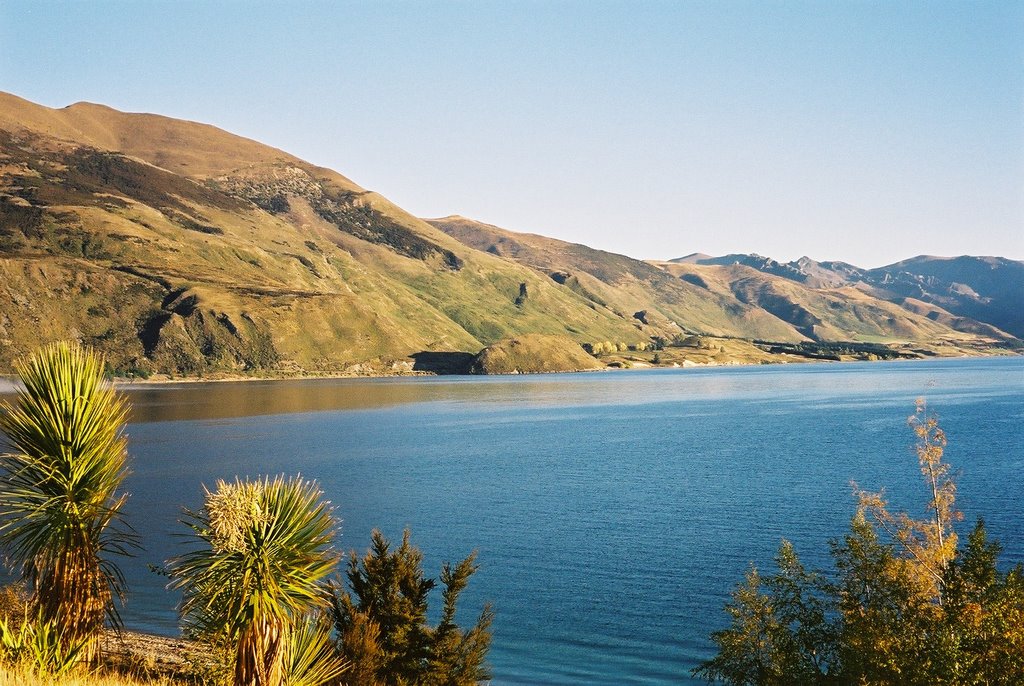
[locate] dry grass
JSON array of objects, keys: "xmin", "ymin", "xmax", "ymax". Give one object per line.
[
  {"xmin": 0, "ymin": 665, "xmax": 182, "ymax": 686},
  {"xmin": 0, "ymin": 628, "xmax": 220, "ymax": 685}
]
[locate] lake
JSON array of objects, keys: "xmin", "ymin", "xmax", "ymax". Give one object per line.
[{"xmin": 2, "ymin": 357, "xmax": 1023, "ymax": 684}]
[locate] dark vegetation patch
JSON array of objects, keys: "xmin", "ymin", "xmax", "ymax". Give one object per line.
[
  {"xmin": 0, "ymin": 133, "xmax": 243, "ymax": 261},
  {"xmin": 679, "ymin": 272, "xmax": 708, "ymax": 289},
  {"xmin": 139, "ymin": 310, "xmax": 172, "ymax": 356},
  {"xmin": 0, "ymin": 198, "xmax": 117, "ymax": 259},
  {"xmin": 0, "ymin": 195, "xmax": 43, "ymax": 234},
  {"xmin": 547, "ymin": 271, "xmax": 607, "ymax": 307},
  {"xmin": 514, "ymin": 282, "xmax": 528, "ymax": 306},
  {"xmin": 0, "ymin": 197, "xmax": 37, "ymax": 251},
  {"xmin": 753, "ymin": 340, "xmax": 916, "ymax": 361},
  {"xmin": 106, "ymin": 232, "xmax": 148, "ymax": 244},
  {"xmin": 63, "ymin": 149, "xmax": 247, "ymax": 213},
  {"xmin": 111, "ymin": 265, "xmax": 173, "ymax": 290},
  {"xmin": 258, "ymin": 193, "xmax": 290, "ymax": 213},
  {"xmin": 314, "ymin": 191, "xmax": 463, "ymax": 269},
  {"xmin": 53, "ymin": 228, "xmax": 116, "ymax": 259},
  {"xmin": 284, "ymin": 252, "xmax": 320, "ymax": 276},
  {"xmin": 210, "ymin": 169, "xmax": 464, "ymax": 269},
  {"xmin": 162, "ymin": 209, "xmax": 224, "ymax": 235}
]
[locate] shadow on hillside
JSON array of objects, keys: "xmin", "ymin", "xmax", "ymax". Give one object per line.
[{"xmin": 409, "ymin": 351, "xmax": 475, "ymax": 375}]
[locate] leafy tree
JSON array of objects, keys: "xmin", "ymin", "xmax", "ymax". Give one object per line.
[
  {"xmin": 0, "ymin": 341, "xmax": 136, "ymax": 663},
  {"xmin": 693, "ymin": 544, "xmax": 837, "ymax": 686},
  {"xmin": 695, "ymin": 403, "xmax": 1024, "ymax": 685},
  {"xmin": 856, "ymin": 400, "xmax": 961, "ymax": 602},
  {"xmin": 830, "ymin": 511, "xmax": 937, "ymax": 684},
  {"xmin": 169, "ymin": 476, "xmax": 342, "ymax": 686},
  {"xmin": 693, "ymin": 565, "xmax": 795, "ymax": 686},
  {"xmin": 940, "ymin": 520, "xmax": 1024, "ymax": 684},
  {"xmin": 330, "ymin": 529, "xmax": 493, "ymax": 686}
]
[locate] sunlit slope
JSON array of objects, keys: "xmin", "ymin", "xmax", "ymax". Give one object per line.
[
  {"xmin": 0, "ymin": 93, "xmax": 644, "ymax": 374},
  {"xmin": 427, "ymin": 215, "xmax": 805, "ymax": 342},
  {"xmin": 656, "ymin": 262, "xmax": 985, "ymax": 344},
  {"xmin": 672, "ymin": 248, "xmax": 1023, "ymax": 340},
  {"xmin": 429, "ymin": 216, "xmax": 1001, "ymax": 346},
  {"xmin": 0, "ymin": 92, "xmax": 1011, "ymax": 376}
]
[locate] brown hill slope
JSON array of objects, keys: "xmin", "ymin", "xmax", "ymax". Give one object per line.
[
  {"xmin": 0, "ymin": 93, "xmax": 651, "ymax": 375},
  {"xmin": 0, "ymin": 93, "xmax": 1013, "ymax": 376},
  {"xmin": 428, "ymin": 215, "xmax": 805, "ymax": 342},
  {"xmin": 430, "ymin": 216, "xmax": 1006, "ymax": 348}
]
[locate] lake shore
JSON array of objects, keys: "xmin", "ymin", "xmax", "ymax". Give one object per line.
[
  {"xmin": 0, "ymin": 345, "xmax": 1015, "ymax": 394},
  {"xmin": 99, "ymin": 628, "xmax": 204, "ymax": 680}
]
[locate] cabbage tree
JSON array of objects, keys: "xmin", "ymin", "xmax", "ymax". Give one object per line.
[
  {"xmin": 170, "ymin": 475, "xmax": 340, "ymax": 686},
  {"xmin": 0, "ymin": 341, "xmax": 135, "ymax": 663}
]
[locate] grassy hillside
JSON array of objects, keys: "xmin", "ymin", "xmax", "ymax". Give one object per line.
[
  {"xmin": 0, "ymin": 92, "xmax": 1015, "ymax": 376},
  {"xmin": 0, "ymin": 93, "xmax": 648, "ymax": 375},
  {"xmin": 471, "ymin": 334, "xmax": 606, "ymax": 374},
  {"xmin": 431, "ymin": 216, "xmax": 1011, "ymax": 352},
  {"xmin": 428, "ymin": 215, "xmax": 807, "ymax": 343}
]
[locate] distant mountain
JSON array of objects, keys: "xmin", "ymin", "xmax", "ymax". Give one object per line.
[
  {"xmin": 0, "ymin": 92, "xmax": 1017, "ymax": 376},
  {"xmin": 669, "ymin": 251, "xmax": 1023, "ymax": 338},
  {"xmin": 431, "ymin": 216, "xmax": 1018, "ymax": 348},
  {"xmin": 864, "ymin": 256, "xmax": 1024, "ymax": 338}
]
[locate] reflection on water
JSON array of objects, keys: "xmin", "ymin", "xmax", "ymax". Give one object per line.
[
  {"xmin": 124, "ymin": 378, "xmax": 447, "ymax": 422},
  {"xmin": 0, "ymin": 358, "xmax": 1021, "ymax": 685},
  {"xmin": 4, "ymin": 357, "xmax": 1011, "ymax": 424}
]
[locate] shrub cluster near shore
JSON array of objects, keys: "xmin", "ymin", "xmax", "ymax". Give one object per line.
[
  {"xmin": 1, "ymin": 343, "xmax": 1021, "ymax": 685},
  {"xmin": 0, "ymin": 343, "xmax": 491, "ymax": 685}
]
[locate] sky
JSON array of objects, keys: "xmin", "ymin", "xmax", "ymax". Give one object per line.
[{"xmin": 1, "ymin": 1, "xmax": 1021, "ymax": 267}]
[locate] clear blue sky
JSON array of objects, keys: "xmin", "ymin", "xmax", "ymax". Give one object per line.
[{"xmin": 1, "ymin": 1, "xmax": 1021, "ymax": 267}]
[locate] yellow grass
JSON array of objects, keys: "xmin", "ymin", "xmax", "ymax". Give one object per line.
[{"xmin": 0, "ymin": 665, "xmax": 181, "ymax": 686}]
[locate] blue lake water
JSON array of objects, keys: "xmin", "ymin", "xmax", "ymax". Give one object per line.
[{"xmin": 3, "ymin": 357, "xmax": 1023, "ymax": 683}]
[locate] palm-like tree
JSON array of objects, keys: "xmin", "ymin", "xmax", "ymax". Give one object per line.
[
  {"xmin": 0, "ymin": 341, "xmax": 135, "ymax": 662},
  {"xmin": 170, "ymin": 476, "xmax": 340, "ymax": 686}
]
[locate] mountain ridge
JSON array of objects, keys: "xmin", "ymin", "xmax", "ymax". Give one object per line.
[{"xmin": 0, "ymin": 92, "xmax": 1018, "ymax": 376}]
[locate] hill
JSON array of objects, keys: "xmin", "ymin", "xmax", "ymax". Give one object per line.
[
  {"xmin": 0, "ymin": 92, "xmax": 1017, "ymax": 376},
  {"xmin": 471, "ymin": 334, "xmax": 605, "ymax": 374},
  {"xmin": 431, "ymin": 216, "xmax": 1017, "ymax": 351},
  {"xmin": 671, "ymin": 251, "xmax": 1023, "ymax": 339},
  {"xmin": 0, "ymin": 93, "xmax": 651, "ymax": 375}
]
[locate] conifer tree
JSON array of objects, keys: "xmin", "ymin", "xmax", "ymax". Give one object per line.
[{"xmin": 330, "ymin": 529, "xmax": 492, "ymax": 686}]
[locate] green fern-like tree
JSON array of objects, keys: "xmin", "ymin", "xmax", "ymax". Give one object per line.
[
  {"xmin": 0, "ymin": 341, "xmax": 136, "ymax": 663},
  {"xmin": 169, "ymin": 475, "xmax": 343, "ymax": 686}
]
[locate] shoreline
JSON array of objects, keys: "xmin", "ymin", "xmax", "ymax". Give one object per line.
[
  {"xmin": 0, "ymin": 348, "xmax": 1019, "ymax": 393},
  {"xmin": 99, "ymin": 628, "xmax": 204, "ymax": 679}
]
